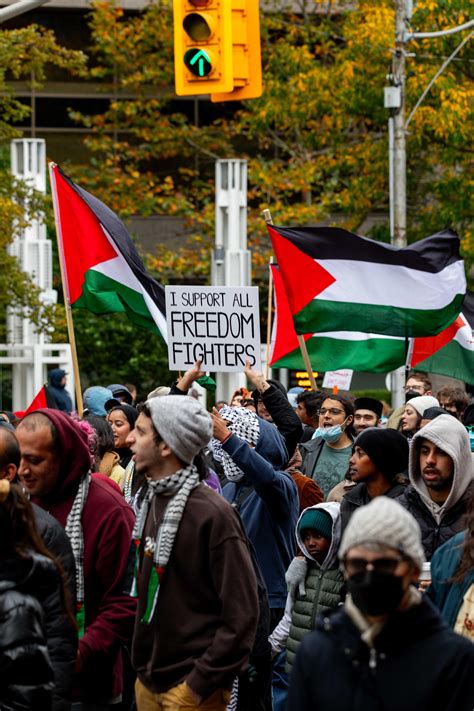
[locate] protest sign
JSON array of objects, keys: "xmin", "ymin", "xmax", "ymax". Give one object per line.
[
  {"xmin": 322, "ymin": 369, "xmax": 354, "ymax": 391},
  {"xmin": 166, "ymin": 286, "xmax": 261, "ymax": 372}
]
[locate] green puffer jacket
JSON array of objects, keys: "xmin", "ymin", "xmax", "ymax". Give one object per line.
[{"xmin": 286, "ymin": 564, "xmax": 344, "ymax": 673}]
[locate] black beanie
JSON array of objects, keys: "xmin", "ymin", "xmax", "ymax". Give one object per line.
[
  {"xmin": 354, "ymin": 397, "xmax": 383, "ymax": 419},
  {"xmin": 355, "ymin": 428, "xmax": 408, "ymax": 481}
]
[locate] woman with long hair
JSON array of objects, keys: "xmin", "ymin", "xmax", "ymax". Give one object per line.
[
  {"xmin": 0, "ymin": 480, "xmax": 77, "ymax": 709},
  {"xmin": 106, "ymin": 404, "xmax": 139, "ymax": 468},
  {"xmin": 427, "ymin": 490, "xmax": 474, "ymax": 640}
]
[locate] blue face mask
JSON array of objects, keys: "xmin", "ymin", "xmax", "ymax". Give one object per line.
[{"xmin": 313, "ymin": 424, "xmax": 345, "ymax": 443}]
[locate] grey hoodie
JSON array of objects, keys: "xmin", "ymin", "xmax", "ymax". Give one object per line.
[{"xmin": 408, "ymin": 414, "xmax": 473, "ymax": 525}]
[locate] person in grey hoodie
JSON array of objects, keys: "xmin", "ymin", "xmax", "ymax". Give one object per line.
[{"xmin": 398, "ymin": 414, "xmax": 474, "ymax": 560}]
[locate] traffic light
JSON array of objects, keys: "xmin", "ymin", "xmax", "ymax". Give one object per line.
[
  {"xmin": 211, "ymin": 0, "xmax": 262, "ymax": 102},
  {"xmin": 173, "ymin": 0, "xmax": 262, "ymax": 101},
  {"xmin": 173, "ymin": 0, "xmax": 234, "ymax": 96}
]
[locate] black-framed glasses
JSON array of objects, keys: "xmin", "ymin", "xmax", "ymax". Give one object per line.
[
  {"xmin": 318, "ymin": 407, "xmax": 345, "ymax": 416},
  {"xmin": 343, "ymin": 557, "xmax": 404, "ymax": 576}
]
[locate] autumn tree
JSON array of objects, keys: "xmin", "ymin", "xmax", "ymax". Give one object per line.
[
  {"xmin": 68, "ymin": 0, "xmax": 472, "ymax": 284},
  {"xmin": 0, "ymin": 25, "xmax": 86, "ymax": 340}
]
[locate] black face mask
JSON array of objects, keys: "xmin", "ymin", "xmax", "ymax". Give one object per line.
[{"xmin": 347, "ymin": 570, "xmax": 405, "ymax": 617}]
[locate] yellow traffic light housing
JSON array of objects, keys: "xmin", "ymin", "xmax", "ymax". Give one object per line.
[
  {"xmin": 211, "ymin": 0, "xmax": 262, "ymax": 102},
  {"xmin": 173, "ymin": 0, "xmax": 234, "ymax": 96}
]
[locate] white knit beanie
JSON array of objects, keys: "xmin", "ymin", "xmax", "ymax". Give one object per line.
[
  {"xmin": 146, "ymin": 395, "xmax": 212, "ymax": 464},
  {"xmin": 339, "ymin": 497, "xmax": 425, "ymax": 570},
  {"xmin": 407, "ymin": 395, "xmax": 439, "ymax": 417}
]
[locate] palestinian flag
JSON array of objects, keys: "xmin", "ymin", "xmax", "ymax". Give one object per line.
[
  {"xmin": 409, "ymin": 292, "xmax": 474, "ymax": 384},
  {"xmin": 268, "ymin": 225, "xmax": 465, "ymax": 338},
  {"xmin": 269, "ymin": 264, "xmax": 406, "ymax": 372},
  {"xmin": 50, "ymin": 164, "xmax": 167, "ymax": 340},
  {"xmin": 271, "ymin": 264, "xmax": 474, "ymax": 383}
]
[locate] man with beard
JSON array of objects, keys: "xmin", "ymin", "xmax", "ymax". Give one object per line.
[{"xmin": 398, "ymin": 414, "xmax": 474, "ymax": 559}]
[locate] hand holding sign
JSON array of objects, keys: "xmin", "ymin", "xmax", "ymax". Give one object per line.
[
  {"xmin": 244, "ymin": 359, "xmax": 270, "ymax": 394},
  {"xmin": 176, "ymin": 360, "xmax": 206, "ymax": 393},
  {"xmin": 212, "ymin": 407, "xmax": 232, "ymax": 443}
]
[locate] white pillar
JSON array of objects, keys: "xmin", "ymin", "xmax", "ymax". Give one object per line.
[{"xmin": 212, "ymin": 160, "xmax": 251, "ymax": 402}]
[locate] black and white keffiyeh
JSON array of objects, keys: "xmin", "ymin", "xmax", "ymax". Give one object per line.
[
  {"xmin": 131, "ymin": 464, "xmax": 200, "ymax": 623},
  {"xmin": 65, "ymin": 472, "xmax": 91, "ymax": 609},
  {"xmin": 210, "ymin": 406, "xmax": 260, "ymax": 482}
]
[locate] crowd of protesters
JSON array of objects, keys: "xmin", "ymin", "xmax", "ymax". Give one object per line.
[{"xmin": 0, "ymin": 366, "xmax": 473, "ymax": 711}]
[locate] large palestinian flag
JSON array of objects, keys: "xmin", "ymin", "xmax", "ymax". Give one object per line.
[
  {"xmin": 268, "ymin": 225, "xmax": 465, "ymax": 338},
  {"xmin": 269, "ymin": 264, "xmax": 406, "ymax": 372},
  {"xmin": 50, "ymin": 164, "xmax": 167, "ymax": 340},
  {"xmin": 270, "ymin": 263, "xmax": 473, "ymax": 384}
]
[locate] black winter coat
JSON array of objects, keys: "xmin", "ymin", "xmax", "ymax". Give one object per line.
[
  {"xmin": 340, "ymin": 481, "xmax": 406, "ymax": 533},
  {"xmin": 33, "ymin": 504, "xmax": 78, "ymax": 710},
  {"xmin": 0, "ymin": 552, "xmax": 77, "ymax": 711},
  {"xmin": 397, "ymin": 479, "xmax": 474, "ymax": 560},
  {"xmin": 0, "ymin": 555, "xmax": 57, "ymax": 710},
  {"xmin": 288, "ymin": 597, "xmax": 474, "ymax": 711}
]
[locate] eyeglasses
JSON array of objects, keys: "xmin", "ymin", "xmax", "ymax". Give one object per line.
[
  {"xmin": 343, "ymin": 557, "xmax": 404, "ymax": 576},
  {"xmin": 318, "ymin": 407, "xmax": 345, "ymax": 416},
  {"xmin": 403, "ymin": 385, "xmax": 424, "ymax": 393}
]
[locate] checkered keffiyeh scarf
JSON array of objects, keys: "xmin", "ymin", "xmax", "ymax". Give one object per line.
[
  {"xmin": 65, "ymin": 473, "xmax": 91, "ymax": 614},
  {"xmin": 131, "ymin": 464, "xmax": 200, "ymax": 623},
  {"xmin": 210, "ymin": 406, "xmax": 260, "ymax": 482}
]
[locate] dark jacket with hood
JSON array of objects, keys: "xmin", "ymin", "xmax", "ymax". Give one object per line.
[
  {"xmin": 29, "ymin": 409, "xmax": 136, "ymax": 705},
  {"xmin": 427, "ymin": 530, "xmax": 474, "ymax": 628},
  {"xmin": 222, "ymin": 418, "xmax": 299, "ymax": 608},
  {"xmin": 252, "ymin": 379, "xmax": 303, "ymax": 459},
  {"xmin": 30, "ymin": 505, "xmax": 77, "ymax": 710},
  {"xmin": 340, "ymin": 480, "xmax": 406, "ymax": 533},
  {"xmin": 398, "ymin": 415, "xmax": 474, "ymax": 560},
  {"xmin": 288, "ymin": 596, "xmax": 474, "ymax": 711},
  {"xmin": 0, "ymin": 553, "xmax": 69, "ymax": 711},
  {"xmin": 48, "ymin": 369, "xmax": 73, "ymax": 414}
]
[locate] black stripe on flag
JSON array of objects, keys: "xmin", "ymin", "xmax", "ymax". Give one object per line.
[
  {"xmin": 57, "ymin": 167, "xmax": 166, "ymax": 318},
  {"xmin": 269, "ymin": 225, "xmax": 461, "ymax": 273}
]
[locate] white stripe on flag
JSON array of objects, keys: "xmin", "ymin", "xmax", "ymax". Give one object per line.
[{"xmin": 316, "ymin": 259, "xmax": 465, "ymax": 309}]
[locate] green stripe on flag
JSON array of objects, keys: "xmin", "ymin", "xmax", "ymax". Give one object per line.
[
  {"xmin": 415, "ymin": 339, "xmax": 474, "ymax": 385},
  {"xmin": 273, "ymin": 335, "xmax": 406, "ymax": 372},
  {"xmin": 293, "ymin": 294, "xmax": 465, "ymax": 338},
  {"xmin": 73, "ymin": 269, "xmax": 161, "ymax": 334}
]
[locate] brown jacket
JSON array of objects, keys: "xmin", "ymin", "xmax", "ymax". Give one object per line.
[{"xmin": 132, "ymin": 484, "xmax": 258, "ymax": 700}]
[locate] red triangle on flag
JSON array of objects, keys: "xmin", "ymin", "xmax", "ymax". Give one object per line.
[
  {"xmin": 51, "ymin": 165, "xmax": 117, "ymax": 304},
  {"xmin": 269, "ymin": 264, "xmax": 311, "ymax": 365},
  {"xmin": 24, "ymin": 386, "xmax": 49, "ymax": 414},
  {"xmin": 410, "ymin": 316, "xmax": 464, "ymax": 367},
  {"xmin": 268, "ymin": 226, "xmax": 336, "ymax": 314}
]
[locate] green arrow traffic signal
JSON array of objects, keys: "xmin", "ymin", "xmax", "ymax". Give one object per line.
[{"xmin": 184, "ymin": 48, "xmax": 212, "ymax": 77}]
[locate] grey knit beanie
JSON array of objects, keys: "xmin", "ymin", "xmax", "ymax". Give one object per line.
[
  {"xmin": 146, "ymin": 395, "xmax": 212, "ymax": 464},
  {"xmin": 339, "ymin": 497, "xmax": 425, "ymax": 570},
  {"xmin": 407, "ymin": 395, "xmax": 439, "ymax": 417}
]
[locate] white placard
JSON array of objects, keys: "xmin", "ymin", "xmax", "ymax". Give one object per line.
[
  {"xmin": 322, "ymin": 369, "xmax": 354, "ymax": 391},
  {"xmin": 166, "ymin": 286, "xmax": 261, "ymax": 372}
]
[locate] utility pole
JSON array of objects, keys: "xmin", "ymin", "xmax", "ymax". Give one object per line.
[{"xmin": 392, "ymin": 0, "xmax": 407, "ymax": 249}]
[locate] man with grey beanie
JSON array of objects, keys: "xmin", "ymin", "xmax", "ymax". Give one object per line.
[
  {"xmin": 127, "ymin": 396, "xmax": 258, "ymax": 711},
  {"xmin": 288, "ymin": 497, "xmax": 474, "ymax": 711}
]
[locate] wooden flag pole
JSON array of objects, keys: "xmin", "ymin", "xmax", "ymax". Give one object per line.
[
  {"xmin": 48, "ymin": 162, "xmax": 84, "ymax": 416},
  {"xmin": 263, "ymin": 208, "xmax": 317, "ymax": 391},
  {"xmin": 262, "ymin": 210, "xmax": 274, "ymax": 378}
]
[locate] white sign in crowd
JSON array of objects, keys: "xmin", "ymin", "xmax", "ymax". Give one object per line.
[{"xmin": 166, "ymin": 286, "xmax": 262, "ymax": 372}]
